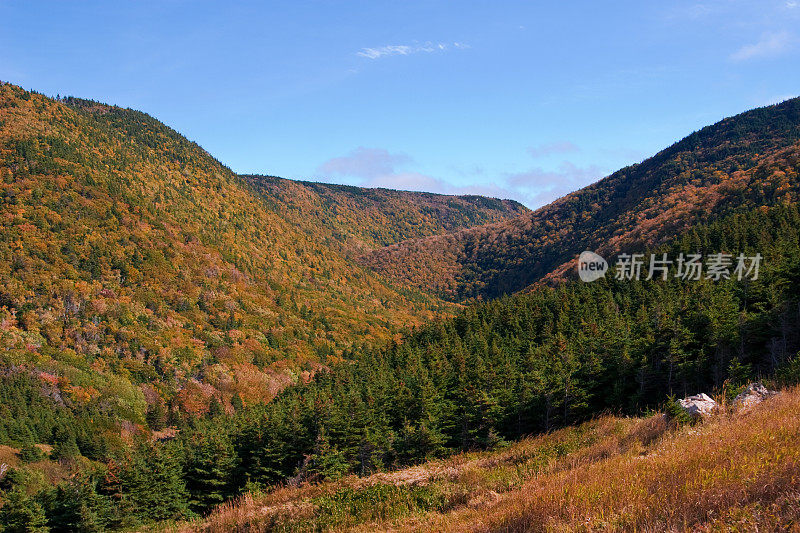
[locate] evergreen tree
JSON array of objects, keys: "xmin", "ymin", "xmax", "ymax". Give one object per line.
[
  {"xmin": 304, "ymin": 429, "xmax": 349, "ymax": 481},
  {"xmin": 0, "ymin": 487, "xmax": 49, "ymax": 533},
  {"xmin": 45, "ymin": 475, "xmax": 111, "ymax": 533},
  {"xmin": 113, "ymin": 440, "xmax": 188, "ymax": 523},
  {"xmin": 184, "ymin": 428, "xmax": 238, "ymax": 514}
]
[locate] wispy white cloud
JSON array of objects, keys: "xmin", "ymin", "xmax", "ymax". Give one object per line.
[
  {"xmin": 357, "ymin": 41, "xmax": 469, "ymax": 60},
  {"xmin": 730, "ymin": 31, "xmax": 795, "ymax": 61},
  {"xmin": 787, "ymin": 1, "xmax": 798, "ymax": 9},
  {"xmin": 527, "ymin": 141, "xmax": 580, "ymax": 158},
  {"xmin": 315, "ymin": 147, "xmax": 516, "ymax": 199},
  {"xmin": 315, "ymin": 147, "xmax": 607, "ymax": 208},
  {"xmin": 317, "ymin": 147, "xmax": 411, "ymax": 178},
  {"xmin": 506, "ymin": 162, "xmax": 606, "ymax": 208}
]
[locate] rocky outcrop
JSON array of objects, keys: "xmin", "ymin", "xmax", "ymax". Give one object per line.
[
  {"xmin": 733, "ymin": 382, "xmax": 777, "ymax": 409},
  {"xmin": 678, "ymin": 393, "xmax": 718, "ymax": 418}
]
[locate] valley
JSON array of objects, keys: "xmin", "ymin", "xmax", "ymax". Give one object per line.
[{"xmin": 1, "ymin": 83, "xmax": 799, "ymax": 532}]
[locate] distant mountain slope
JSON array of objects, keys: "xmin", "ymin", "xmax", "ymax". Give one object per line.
[
  {"xmin": 362, "ymin": 97, "xmax": 800, "ymax": 300},
  {"xmin": 0, "ymin": 83, "xmax": 455, "ymax": 420},
  {"xmin": 242, "ymin": 175, "xmax": 528, "ymax": 251}
]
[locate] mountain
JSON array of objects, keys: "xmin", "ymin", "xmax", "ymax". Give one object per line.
[
  {"xmin": 362, "ymin": 97, "xmax": 800, "ymax": 300},
  {"xmin": 146, "ymin": 202, "xmax": 800, "ymax": 506},
  {"xmin": 4, "ymin": 189, "xmax": 799, "ymax": 530},
  {"xmin": 0, "ymin": 83, "xmax": 518, "ymax": 423},
  {"xmin": 242, "ymin": 175, "xmax": 528, "ymax": 251},
  {"xmin": 3, "ymin": 82, "xmax": 800, "ymax": 532}
]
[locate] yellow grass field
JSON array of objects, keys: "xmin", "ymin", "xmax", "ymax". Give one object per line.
[{"xmin": 175, "ymin": 386, "xmax": 800, "ymax": 533}]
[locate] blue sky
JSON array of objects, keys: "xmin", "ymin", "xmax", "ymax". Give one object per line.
[{"xmin": 1, "ymin": 1, "xmax": 798, "ymax": 208}]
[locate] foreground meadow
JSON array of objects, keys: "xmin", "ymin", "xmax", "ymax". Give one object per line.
[{"xmin": 175, "ymin": 385, "xmax": 800, "ymax": 532}]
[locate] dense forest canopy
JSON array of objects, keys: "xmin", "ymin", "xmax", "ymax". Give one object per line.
[
  {"xmin": 3, "ymin": 201, "xmax": 799, "ymax": 530},
  {"xmin": 242, "ymin": 174, "xmax": 528, "ymax": 251},
  {"xmin": 1, "ymin": 83, "xmax": 522, "ymax": 431}
]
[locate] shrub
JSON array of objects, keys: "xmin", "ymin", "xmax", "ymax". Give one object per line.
[{"xmin": 19, "ymin": 444, "xmax": 46, "ymax": 463}]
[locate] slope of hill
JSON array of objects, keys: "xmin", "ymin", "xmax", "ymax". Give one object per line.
[
  {"xmin": 362, "ymin": 97, "xmax": 800, "ymax": 300},
  {"xmin": 242, "ymin": 175, "xmax": 528, "ymax": 251},
  {"xmin": 188, "ymin": 386, "xmax": 800, "ymax": 532},
  {"xmin": 163, "ymin": 202, "xmax": 800, "ymax": 495},
  {"xmin": 0, "ymin": 82, "xmax": 465, "ymax": 426},
  {"xmin": 2, "ymin": 197, "xmax": 798, "ymax": 531},
  {"xmin": 3, "ymin": 83, "xmax": 800, "ymax": 532}
]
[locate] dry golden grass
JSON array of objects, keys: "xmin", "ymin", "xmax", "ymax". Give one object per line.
[
  {"xmin": 178, "ymin": 416, "xmax": 666, "ymax": 532},
  {"xmin": 404, "ymin": 388, "xmax": 800, "ymax": 533},
  {"xmin": 0, "ymin": 443, "xmax": 72, "ymax": 485},
  {"xmin": 180, "ymin": 387, "xmax": 800, "ymax": 533}
]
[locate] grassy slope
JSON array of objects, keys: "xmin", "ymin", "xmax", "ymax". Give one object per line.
[
  {"xmin": 242, "ymin": 175, "xmax": 529, "ymax": 251},
  {"xmin": 185, "ymin": 387, "xmax": 800, "ymax": 532},
  {"xmin": 362, "ymin": 97, "xmax": 800, "ymax": 301}
]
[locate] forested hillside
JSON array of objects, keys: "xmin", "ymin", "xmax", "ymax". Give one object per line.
[
  {"xmin": 0, "ymin": 82, "xmax": 465, "ymax": 429},
  {"xmin": 167, "ymin": 202, "xmax": 800, "ymax": 504},
  {"xmin": 193, "ymin": 386, "xmax": 800, "ymax": 532},
  {"xmin": 4, "ymin": 200, "xmax": 796, "ymax": 531},
  {"xmin": 363, "ymin": 97, "xmax": 800, "ymax": 300},
  {"xmin": 243, "ymin": 175, "xmax": 528, "ymax": 251},
  {"xmin": 2, "ymin": 83, "xmax": 800, "ymax": 532}
]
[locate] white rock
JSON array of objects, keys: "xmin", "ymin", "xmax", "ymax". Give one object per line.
[
  {"xmin": 678, "ymin": 393, "xmax": 717, "ymax": 417},
  {"xmin": 733, "ymin": 382, "xmax": 776, "ymax": 409}
]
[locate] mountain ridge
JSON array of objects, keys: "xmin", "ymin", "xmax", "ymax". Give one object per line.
[
  {"xmin": 2, "ymin": 83, "xmax": 505, "ymax": 420},
  {"xmin": 2, "ymin": 83, "xmax": 800, "ymax": 532},
  {"xmin": 361, "ymin": 96, "xmax": 800, "ymax": 300},
  {"xmin": 241, "ymin": 174, "xmax": 528, "ymax": 251}
]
